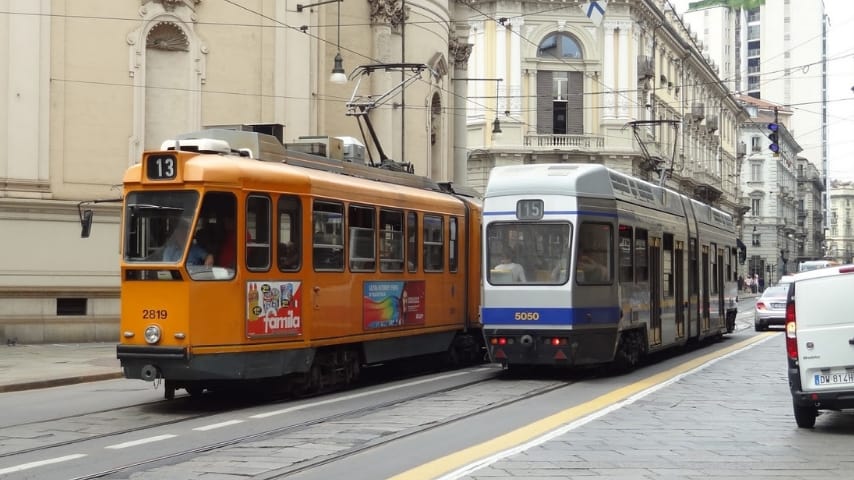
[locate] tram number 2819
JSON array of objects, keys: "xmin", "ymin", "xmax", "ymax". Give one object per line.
[{"xmin": 514, "ymin": 312, "xmax": 540, "ymax": 321}]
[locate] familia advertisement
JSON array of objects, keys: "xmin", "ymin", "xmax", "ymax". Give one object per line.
[
  {"xmin": 246, "ymin": 281, "xmax": 302, "ymax": 337},
  {"xmin": 363, "ymin": 280, "xmax": 425, "ymax": 329}
]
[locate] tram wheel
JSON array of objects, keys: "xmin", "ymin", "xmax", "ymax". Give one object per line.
[
  {"xmin": 186, "ymin": 386, "xmax": 204, "ymax": 396},
  {"xmin": 309, "ymin": 364, "xmax": 324, "ymax": 392},
  {"xmin": 164, "ymin": 380, "xmax": 176, "ymax": 400},
  {"xmin": 614, "ymin": 330, "xmax": 642, "ymax": 373},
  {"xmin": 344, "ymin": 353, "xmax": 360, "ymax": 384}
]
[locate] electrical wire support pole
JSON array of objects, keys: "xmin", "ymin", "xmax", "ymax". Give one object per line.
[
  {"xmin": 625, "ymin": 119, "xmax": 680, "ymax": 186},
  {"xmin": 345, "ymin": 63, "xmax": 437, "ymax": 174}
]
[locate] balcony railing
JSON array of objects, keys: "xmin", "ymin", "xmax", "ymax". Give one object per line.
[{"xmin": 524, "ymin": 134, "xmax": 605, "ymax": 150}]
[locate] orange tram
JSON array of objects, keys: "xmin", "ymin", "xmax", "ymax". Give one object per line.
[{"xmin": 109, "ymin": 129, "xmax": 484, "ymax": 399}]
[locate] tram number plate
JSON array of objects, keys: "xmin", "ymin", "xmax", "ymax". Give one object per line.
[{"xmin": 814, "ymin": 373, "xmax": 854, "ymax": 386}]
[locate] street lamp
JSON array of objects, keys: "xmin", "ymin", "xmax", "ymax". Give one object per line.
[{"xmin": 297, "ymin": 0, "xmax": 346, "ymax": 84}]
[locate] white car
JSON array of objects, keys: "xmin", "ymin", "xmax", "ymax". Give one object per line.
[{"xmin": 786, "ymin": 264, "xmax": 854, "ymax": 428}]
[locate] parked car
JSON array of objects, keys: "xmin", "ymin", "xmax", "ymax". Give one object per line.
[
  {"xmin": 786, "ymin": 264, "xmax": 854, "ymax": 428},
  {"xmin": 754, "ymin": 284, "xmax": 788, "ymax": 331}
]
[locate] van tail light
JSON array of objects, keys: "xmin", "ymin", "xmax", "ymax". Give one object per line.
[{"xmin": 785, "ymin": 299, "xmax": 798, "ymax": 360}]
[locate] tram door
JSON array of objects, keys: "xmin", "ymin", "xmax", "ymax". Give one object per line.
[
  {"xmin": 675, "ymin": 240, "xmax": 685, "ymax": 339},
  {"xmin": 716, "ymin": 248, "xmax": 725, "ymax": 329},
  {"xmin": 701, "ymin": 245, "xmax": 710, "ymax": 331},
  {"xmin": 649, "ymin": 237, "xmax": 662, "ymax": 345},
  {"xmin": 688, "ymin": 238, "xmax": 699, "ymax": 338}
]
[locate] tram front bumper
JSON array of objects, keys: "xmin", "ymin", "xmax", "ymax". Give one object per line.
[{"xmin": 485, "ymin": 327, "xmax": 618, "ymax": 367}]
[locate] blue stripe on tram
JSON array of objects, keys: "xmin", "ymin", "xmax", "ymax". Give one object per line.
[{"xmin": 482, "ymin": 306, "xmax": 621, "ymax": 326}]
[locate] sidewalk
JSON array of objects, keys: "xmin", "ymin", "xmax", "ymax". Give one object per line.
[{"xmin": 0, "ymin": 342, "xmax": 122, "ymax": 393}]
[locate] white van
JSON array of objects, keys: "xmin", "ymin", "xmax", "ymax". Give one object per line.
[
  {"xmin": 786, "ymin": 264, "xmax": 854, "ymax": 428},
  {"xmin": 798, "ymin": 259, "xmax": 840, "ymax": 273}
]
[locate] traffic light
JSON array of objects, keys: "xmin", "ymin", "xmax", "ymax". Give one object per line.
[{"xmin": 768, "ymin": 123, "xmax": 780, "ymax": 154}]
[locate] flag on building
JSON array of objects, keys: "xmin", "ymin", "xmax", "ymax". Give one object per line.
[{"xmin": 581, "ymin": 1, "xmax": 607, "ymax": 27}]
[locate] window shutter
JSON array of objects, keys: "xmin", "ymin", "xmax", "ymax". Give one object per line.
[
  {"xmin": 567, "ymin": 72, "xmax": 583, "ymax": 134},
  {"xmin": 536, "ymin": 71, "xmax": 553, "ymax": 134}
]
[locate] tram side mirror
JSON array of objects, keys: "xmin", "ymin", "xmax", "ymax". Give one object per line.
[{"xmin": 80, "ymin": 209, "xmax": 93, "ymax": 238}]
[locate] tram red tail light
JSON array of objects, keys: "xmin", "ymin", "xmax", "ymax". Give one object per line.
[
  {"xmin": 546, "ymin": 337, "xmax": 567, "ymax": 346},
  {"xmin": 489, "ymin": 337, "xmax": 514, "ymax": 345}
]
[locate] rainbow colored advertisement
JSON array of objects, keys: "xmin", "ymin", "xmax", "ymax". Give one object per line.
[
  {"xmin": 363, "ymin": 280, "xmax": 425, "ymax": 329},
  {"xmin": 246, "ymin": 281, "xmax": 302, "ymax": 337}
]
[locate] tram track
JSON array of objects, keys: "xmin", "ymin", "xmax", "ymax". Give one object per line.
[
  {"xmin": 0, "ymin": 360, "xmax": 486, "ymax": 460},
  {"xmin": 66, "ymin": 375, "xmax": 571, "ymax": 480},
  {"xmin": 0, "ymin": 397, "xmax": 224, "ymax": 459}
]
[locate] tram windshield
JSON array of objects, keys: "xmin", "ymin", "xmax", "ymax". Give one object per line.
[
  {"xmin": 486, "ymin": 223, "xmax": 571, "ymax": 285},
  {"xmin": 123, "ymin": 190, "xmax": 200, "ymax": 266}
]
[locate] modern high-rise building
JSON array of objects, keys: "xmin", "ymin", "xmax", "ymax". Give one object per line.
[
  {"xmin": 683, "ymin": 0, "xmax": 827, "ymax": 203},
  {"xmin": 684, "ymin": 0, "xmax": 829, "ymax": 276}
]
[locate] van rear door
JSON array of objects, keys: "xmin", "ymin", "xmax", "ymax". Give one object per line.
[{"xmin": 795, "ymin": 272, "xmax": 854, "ymax": 393}]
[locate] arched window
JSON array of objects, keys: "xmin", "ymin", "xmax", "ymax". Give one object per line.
[
  {"xmin": 537, "ymin": 32, "xmax": 583, "ymax": 59},
  {"xmin": 535, "ymin": 32, "xmax": 584, "ymax": 135}
]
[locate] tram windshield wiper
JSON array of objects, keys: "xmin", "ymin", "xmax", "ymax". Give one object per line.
[{"xmin": 127, "ymin": 204, "xmax": 184, "ymax": 212}]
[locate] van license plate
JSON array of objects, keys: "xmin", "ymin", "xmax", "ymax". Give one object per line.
[{"xmin": 814, "ymin": 373, "xmax": 854, "ymax": 386}]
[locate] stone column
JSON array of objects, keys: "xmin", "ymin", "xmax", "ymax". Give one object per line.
[
  {"xmin": 368, "ymin": 0, "xmax": 406, "ymax": 161},
  {"xmin": 450, "ymin": 26, "xmax": 473, "ymax": 185},
  {"xmin": 602, "ymin": 22, "xmax": 616, "ymax": 119}
]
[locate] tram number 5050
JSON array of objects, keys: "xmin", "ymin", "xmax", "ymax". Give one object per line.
[{"xmin": 514, "ymin": 311, "xmax": 540, "ymax": 321}]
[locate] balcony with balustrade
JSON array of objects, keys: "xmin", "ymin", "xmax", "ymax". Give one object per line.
[{"xmin": 523, "ymin": 133, "xmax": 605, "ymax": 151}]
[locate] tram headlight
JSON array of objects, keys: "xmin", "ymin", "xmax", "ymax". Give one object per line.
[{"xmin": 144, "ymin": 325, "xmax": 162, "ymax": 344}]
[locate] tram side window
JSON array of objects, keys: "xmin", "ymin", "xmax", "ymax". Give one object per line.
[
  {"xmin": 379, "ymin": 209, "xmax": 404, "ymax": 272},
  {"xmin": 728, "ymin": 247, "xmax": 735, "ymax": 282},
  {"xmin": 407, "ymin": 212, "xmax": 418, "ymax": 272},
  {"xmin": 277, "ymin": 196, "xmax": 301, "ymax": 272},
  {"xmin": 313, "ymin": 201, "xmax": 344, "ymax": 271},
  {"xmin": 618, "ymin": 225, "xmax": 633, "ymax": 282},
  {"xmin": 349, "ymin": 205, "xmax": 376, "ymax": 272},
  {"xmin": 577, "ymin": 222, "xmax": 613, "ymax": 284},
  {"xmin": 246, "ymin": 195, "xmax": 271, "ymax": 271},
  {"xmin": 194, "ymin": 192, "xmax": 237, "ymax": 280},
  {"xmin": 423, "ymin": 215, "xmax": 444, "ymax": 272},
  {"xmin": 663, "ymin": 234, "xmax": 674, "ymax": 297},
  {"xmin": 711, "ymin": 244, "xmax": 719, "ymax": 295},
  {"xmin": 449, "ymin": 218, "xmax": 458, "ymax": 272},
  {"xmin": 635, "ymin": 229, "xmax": 649, "ymax": 282}
]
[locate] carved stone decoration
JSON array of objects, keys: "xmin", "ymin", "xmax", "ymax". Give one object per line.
[
  {"xmin": 150, "ymin": 0, "xmax": 201, "ymax": 12},
  {"xmin": 449, "ymin": 36, "xmax": 472, "ymax": 69},
  {"xmin": 369, "ymin": 0, "xmax": 408, "ymax": 31},
  {"xmin": 146, "ymin": 21, "xmax": 190, "ymax": 51}
]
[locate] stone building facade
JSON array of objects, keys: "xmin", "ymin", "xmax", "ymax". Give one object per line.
[{"xmin": 0, "ymin": 0, "xmax": 462, "ymax": 343}]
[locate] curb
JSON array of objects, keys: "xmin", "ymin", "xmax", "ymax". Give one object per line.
[{"xmin": 0, "ymin": 371, "xmax": 125, "ymax": 394}]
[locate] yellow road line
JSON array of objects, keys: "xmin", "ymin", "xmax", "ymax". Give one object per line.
[{"xmin": 390, "ymin": 333, "xmax": 773, "ymax": 480}]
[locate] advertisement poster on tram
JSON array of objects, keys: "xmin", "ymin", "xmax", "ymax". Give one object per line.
[
  {"xmin": 362, "ymin": 280, "xmax": 425, "ymax": 329},
  {"xmin": 246, "ymin": 281, "xmax": 302, "ymax": 337}
]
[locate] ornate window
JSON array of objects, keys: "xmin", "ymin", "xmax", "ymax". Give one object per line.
[
  {"xmin": 537, "ymin": 32, "xmax": 583, "ymax": 59},
  {"xmin": 535, "ymin": 32, "xmax": 584, "ymax": 135}
]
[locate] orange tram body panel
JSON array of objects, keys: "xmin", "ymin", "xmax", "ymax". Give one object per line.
[{"xmin": 115, "ymin": 130, "xmax": 483, "ymax": 398}]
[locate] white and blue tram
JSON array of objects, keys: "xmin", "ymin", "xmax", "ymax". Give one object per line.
[{"xmin": 481, "ymin": 164, "xmax": 739, "ymax": 370}]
